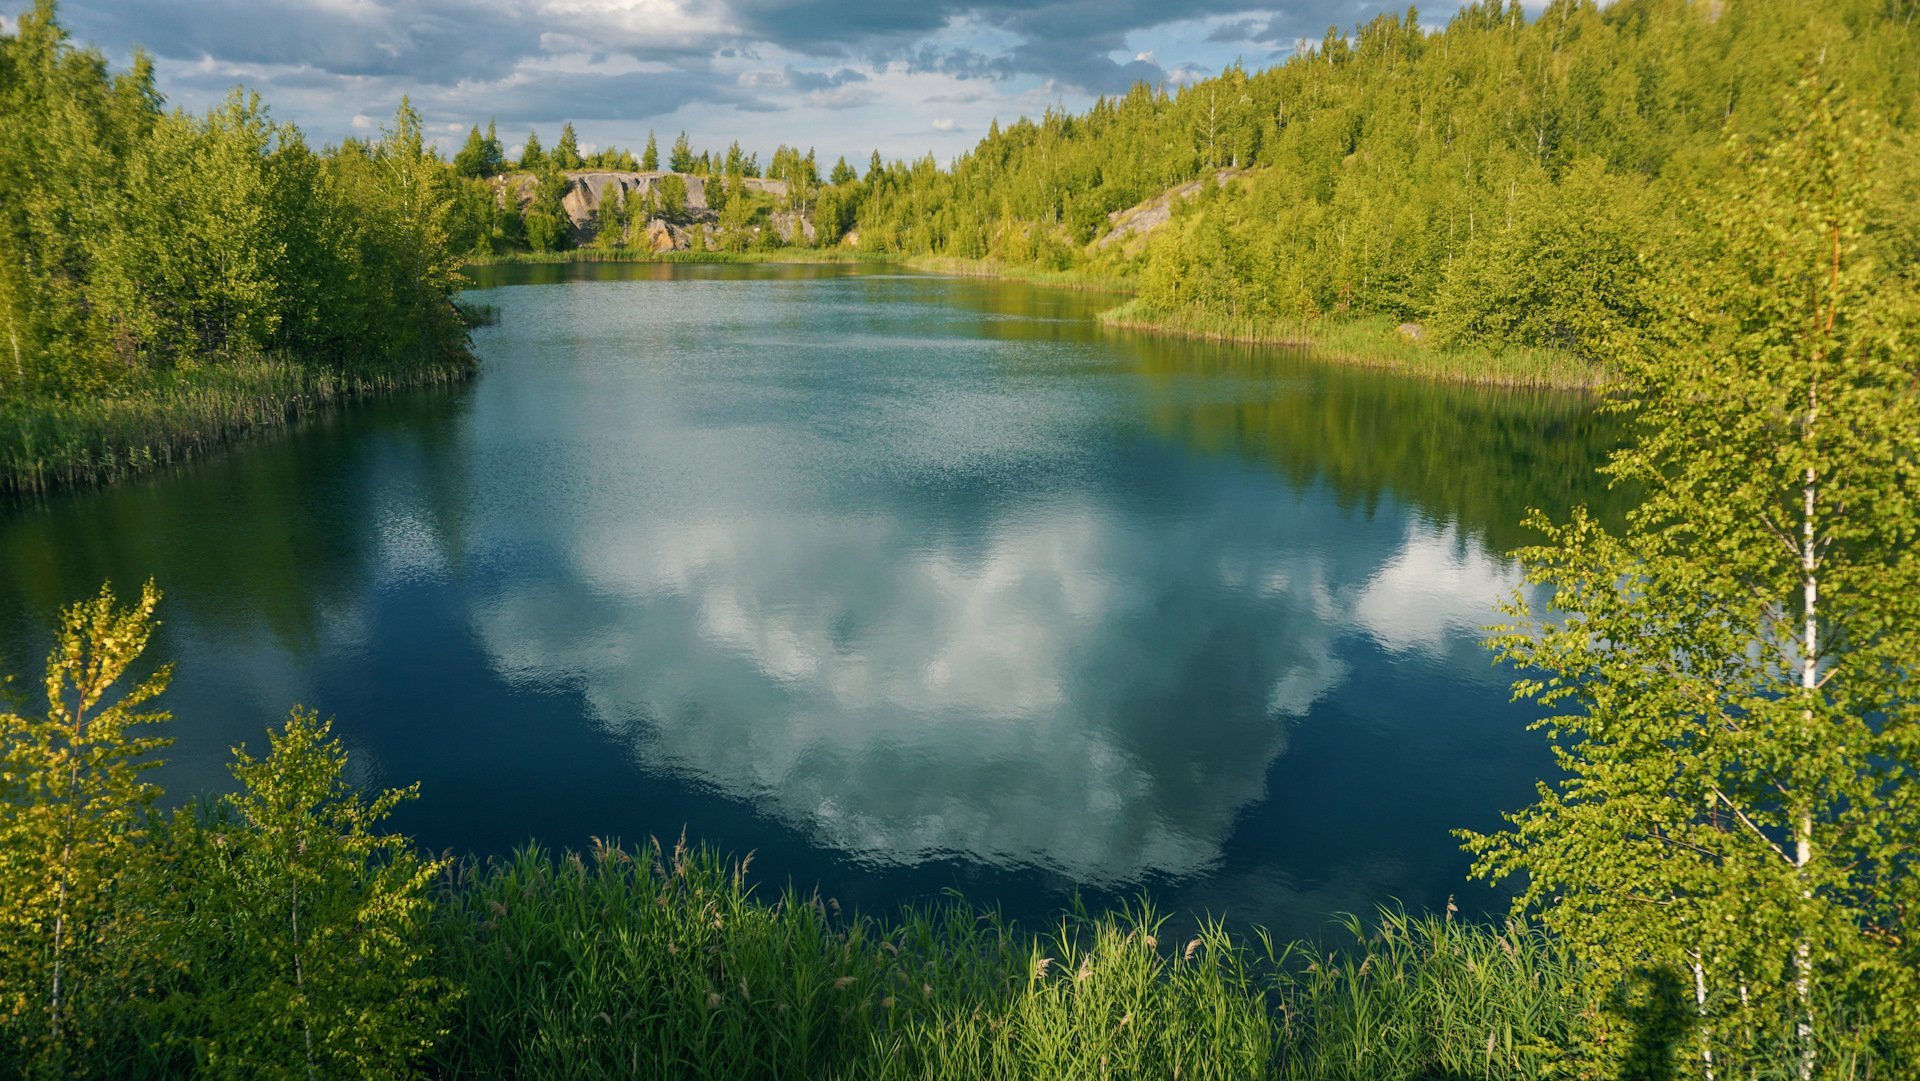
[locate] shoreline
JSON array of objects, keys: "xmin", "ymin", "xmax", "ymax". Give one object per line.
[
  {"xmin": 464, "ymin": 250, "xmax": 1602, "ymax": 391},
  {"xmin": 0, "ymin": 352, "xmax": 476, "ymax": 500},
  {"xmin": 1097, "ymin": 300, "xmax": 1605, "ymax": 391}
]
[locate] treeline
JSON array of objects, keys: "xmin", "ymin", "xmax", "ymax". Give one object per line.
[
  {"xmin": 438, "ymin": 118, "xmax": 838, "ymax": 256},
  {"xmin": 0, "ymin": 2, "xmax": 472, "ymax": 493},
  {"xmin": 455, "ymin": 0, "xmax": 1918, "ymax": 370},
  {"xmin": 837, "ymin": 0, "xmax": 1918, "ymax": 362}
]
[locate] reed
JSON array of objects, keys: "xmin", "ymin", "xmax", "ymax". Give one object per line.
[
  {"xmin": 1098, "ymin": 300, "xmax": 1604, "ymax": 390},
  {"xmin": 428, "ymin": 839, "xmax": 1575, "ymax": 1080},
  {"xmin": 463, "ymin": 248, "xmax": 890, "ymax": 267},
  {"xmin": 0, "ymin": 353, "xmax": 475, "ymax": 497},
  {"xmin": 453, "ymin": 297, "xmax": 502, "ymax": 327},
  {"xmin": 901, "ymin": 254, "xmax": 1135, "ymax": 294}
]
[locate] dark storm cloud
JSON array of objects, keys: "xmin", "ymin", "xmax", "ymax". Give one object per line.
[
  {"xmin": 904, "ymin": 45, "xmax": 1008, "ymax": 81},
  {"xmin": 785, "ymin": 66, "xmax": 868, "ymax": 92},
  {"xmin": 57, "ymin": 0, "xmax": 1453, "ymax": 125},
  {"xmin": 459, "ymin": 69, "xmax": 741, "ymax": 127},
  {"xmin": 60, "ymin": 0, "xmax": 717, "ymax": 85},
  {"xmin": 721, "ymin": 0, "xmax": 1376, "ymax": 91}
]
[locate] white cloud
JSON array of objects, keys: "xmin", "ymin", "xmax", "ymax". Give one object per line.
[{"xmin": 1353, "ymin": 521, "xmax": 1524, "ymax": 656}]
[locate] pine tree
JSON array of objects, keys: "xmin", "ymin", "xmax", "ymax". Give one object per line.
[
  {"xmin": 641, "ymin": 130, "xmax": 659, "ymax": 171},
  {"xmin": 669, "ymin": 131, "xmax": 693, "ymax": 173},
  {"xmin": 518, "ymin": 130, "xmax": 544, "ymax": 170},
  {"xmin": 656, "ymin": 173, "xmax": 687, "ymax": 221},
  {"xmin": 482, "ymin": 118, "xmax": 504, "ymax": 175},
  {"xmin": 553, "ymin": 121, "xmax": 582, "ymax": 169},
  {"xmin": 452, "ymin": 125, "xmax": 487, "ymax": 177}
]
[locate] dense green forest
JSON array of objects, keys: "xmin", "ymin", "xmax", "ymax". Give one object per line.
[
  {"xmin": 842, "ymin": 0, "xmax": 1918, "ymax": 369},
  {"xmin": 2, "ymin": 0, "xmax": 1917, "ymax": 1076},
  {"xmin": 444, "ymin": 0, "xmax": 1917, "ymax": 384},
  {"xmin": 0, "ymin": 2, "xmax": 473, "ymax": 494}
]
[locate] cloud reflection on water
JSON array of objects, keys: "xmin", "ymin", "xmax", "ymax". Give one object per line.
[{"xmin": 465, "ymin": 445, "xmax": 1518, "ymax": 886}]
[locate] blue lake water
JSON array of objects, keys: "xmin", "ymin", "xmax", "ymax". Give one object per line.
[{"xmin": 0, "ymin": 262, "xmax": 1624, "ymax": 940}]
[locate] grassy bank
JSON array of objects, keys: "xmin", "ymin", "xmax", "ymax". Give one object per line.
[
  {"xmin": 900, "ymin": 254, "xmax": 1135, "ymax": 294},
  {"xmin": 461, "ymin": 248, "xmax": 1598, "ymax": 390},
  {"xmin": 0, "ymin": 351, "xmax": 475, "ymax": 498},
  {"xmin": 6, "ymin": 585, "xmax": 1876, "ymax": 1080},
  {"xmin": 898, "ymin": 256, "xmax": 1598, "ymax": 390},
  {"xmin": 463, "ymin": 247, "xmax": 891, "ymax": 267},
  {"xmin": 1099, "ymin": 300, "xmax": 1603, "ymax": 390},
  {"xmin": 431, "ymin": 840, "xmax": 1574, "ymax": 1080}
]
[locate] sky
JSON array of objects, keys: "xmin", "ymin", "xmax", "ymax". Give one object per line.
[{"xmin": 35, "ymin": 0, "xmax": 1497, "ymax": 167}]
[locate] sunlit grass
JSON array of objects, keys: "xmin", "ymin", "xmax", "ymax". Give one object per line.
[
  {"xmin": 429, "ymin": 838, "xmax": 1575, "ymax": 1080},
  {"xmin": 463, "ymin": 247, "xmax": 891, "ymax": 266},
  {"xmin": 1099, "ymin": 300, "xmax": 1604, "ymax": 391},
  {"xmin": 902, "ymin": 254, "xmax": 1134, "ymax": 294}
]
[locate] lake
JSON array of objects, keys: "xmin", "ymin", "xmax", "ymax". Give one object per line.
[{"xmin": 0, "ymin": 262, "xmax": 1623, "ymax": 940}]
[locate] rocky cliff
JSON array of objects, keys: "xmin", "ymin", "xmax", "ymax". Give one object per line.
[{"xmin": 493, "ymin": 170, "xmax": 811, "ymax": 251}]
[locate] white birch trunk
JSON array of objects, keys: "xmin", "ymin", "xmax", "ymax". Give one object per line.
[
  {"xmin": 1795, "ymin": 420, "xmax": 1817, "ymax": 1081},
  {"xmin": 1692, "ymin": 954, "xmax": 1716, "ymax": 1081}
]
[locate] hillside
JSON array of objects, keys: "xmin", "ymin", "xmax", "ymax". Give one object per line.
[{"xmin": 841, "ymin": 0, "xmax": 1918, "ymax": 368}]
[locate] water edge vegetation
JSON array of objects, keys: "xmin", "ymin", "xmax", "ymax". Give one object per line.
[{"xmin": 2, "ymin": 0, "xmax": 1917, "ymax": 1076}]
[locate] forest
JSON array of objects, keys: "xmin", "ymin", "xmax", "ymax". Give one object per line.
[
  {"xmin": 7, "ymin": 0, "xmax": 1915, "ymax": 488},
  {"xmin": 845, "ymin": 0, "xmax": 1919, "ymax": 367},
  {"xmin": 3, "ymin": 0, "xmax": 1919, "ymax": 1077},
  {"xmin": 0, "ymin": 2, "xmax": 473, "ymax": 494},
  {"xmin": 436, "ymin": 0, "xmax": 1917, "ymax": 385}
]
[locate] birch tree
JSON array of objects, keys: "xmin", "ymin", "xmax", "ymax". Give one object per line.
[
  {"xmin": 0, "ymin": 582, "xmax": 171, "ymax": 1073},
  {"xmin": 1462, "ymin": 74, "xmax": 1920, "ymax": 1079}
]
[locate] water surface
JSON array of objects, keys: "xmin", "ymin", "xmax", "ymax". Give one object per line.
[{"xmin": 0, "ymin": 263, "xmax": 1622, "ymax": 938}]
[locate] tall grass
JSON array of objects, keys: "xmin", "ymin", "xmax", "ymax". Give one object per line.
[
  {"xmin": 1098, "ymin": 300, "xmax": 1604, "ymax": 390},
  {"xmin": 0, "ymin": 353, "xmax": 474, "ymax": 497},
  {"xmin": 463, "ymin": 248, "xmax": 891, "ymax": 267},
  {"xmin": 452, "ymin": 297, "xmax": 502, "ymax": 326},
  {"xmin": 430, "ymin": 838, "xmax": 1575, "ymax": 1080},
  {"xmin": 902, "ymin": 254, "xmax": 1135, "ymax": 294}
]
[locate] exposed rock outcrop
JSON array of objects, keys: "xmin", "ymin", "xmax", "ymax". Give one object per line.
[
  {"xmin": 492, "ymin": 170, "xmax": 799, "ymax": 249},
  {"xmin": 1094, "ymin": 170, "xmax": 1243, "ymax": 252}
]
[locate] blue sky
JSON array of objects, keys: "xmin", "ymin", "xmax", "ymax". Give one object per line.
[{"xmin": 34, "ymin": 0, "xmax": 1497, "ymax": 166}]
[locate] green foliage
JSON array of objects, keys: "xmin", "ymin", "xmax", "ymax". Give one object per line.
[
  {"xmin": 841, "ymin": 0, "xmax": 1916, "ymax": 367},
  {"xmin": 0, "ymin": 9, "xmax": 472, "ymax": 493},
  {"xmin": 431, "ymin": 840, "xmax": 1568, "ymax": 1080},
  {"xmin": 552, "ymin": 121, "xmax": 582, "ymax": 170},
  {"xmin": 1428, "ymin": 158, "xmax": 1655, "ymax": 357},
  {"xmin": 657, "ymin": 172, "xmax": 688, "ymax": 221},
  {"xmin": 522, "ymin": 171, "xmax": 574, "ymax": 253},
  {"xmin": 88, "ymin": 92, "xmax": 285, "ymax": 370},
  {"xmin": 641, "ymin": 130, "xmax": 658, "ymax": 171},
  {"xmin": 452, "ymin": 120, "xmax": 504, "ymax": 179},
  {"xmin": 669, "ymin": 130, "xmax": 694, "ymax": 173},
  {"xmin": 716, "ymin": 174, "xmax": 755, "ymax": 250},
  {"xmin": 156, "ymin": 709, "xmax": 451, "ymax": 1077},
  {"xmin": 0, "ymin": 581, "xmax": 170, "ymax": 1072},
  {"xmin": 592, "ymin": 182, "xmax": 626, "ymax": 248},
  {"xmin": 518, "ymin": 129, "xmax": 544, "ymax": 170},
  {"xmin": 1462, "ymin": 76, "xmax": 1920, "ymax": 1078}
]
